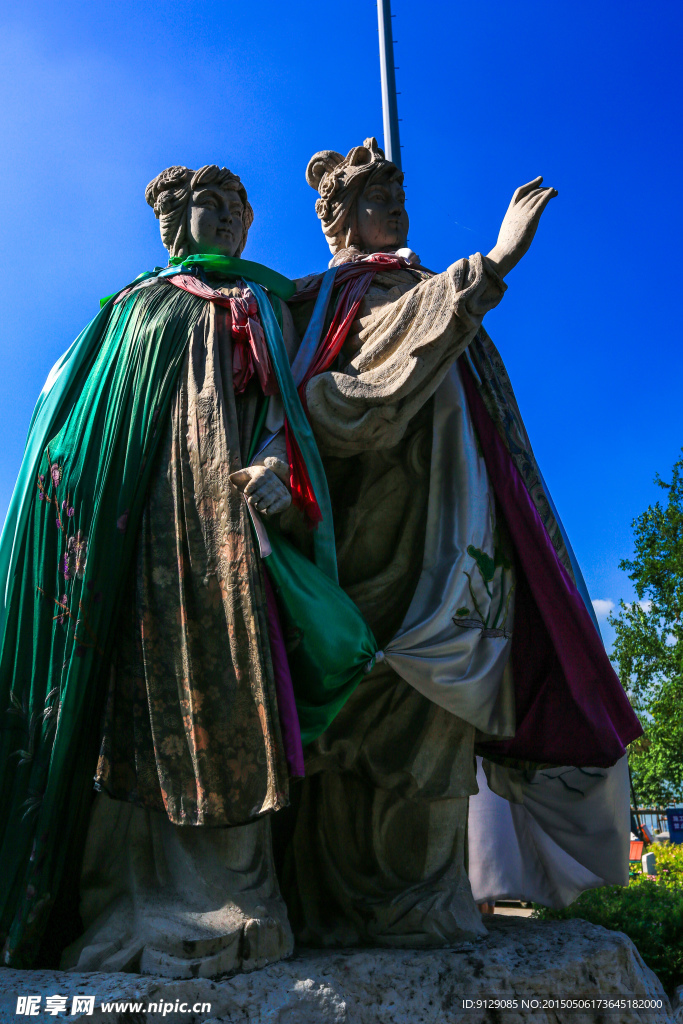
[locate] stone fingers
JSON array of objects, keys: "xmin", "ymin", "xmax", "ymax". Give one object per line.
[
  {"xmin": 258, "ymin": 492, "xmax": 292, "ymax": 516},
  {"xmin": 246, "ymin": 478, "xmax": 291, "ymax": 515},
  {"xmin": 512, "ymin": 176, "xmax": 543, "ymax": 203},
  {"xmin": 526, "ymin": 188, "xmax": 558, "ymax": 220},
  {"xmin": 520, "ymin": 186, "xmax": 556, "ymax": 209}
]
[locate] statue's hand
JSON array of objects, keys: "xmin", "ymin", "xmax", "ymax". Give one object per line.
[
  {"xmin": 487, "ymin": 177, "xmax": 557, "ymax": 277},
  {"xmin": 229, "ymin": 461, "xmax": 291, "ymax": 516}
]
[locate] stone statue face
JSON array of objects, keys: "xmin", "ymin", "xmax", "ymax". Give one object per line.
[
  {"xmin": 355, "ymin": 176, "xmax": 409, "ymax": 253},
  {"xmin": 187, "ymin": 187, "xmax": 244, "ymax": 257}
]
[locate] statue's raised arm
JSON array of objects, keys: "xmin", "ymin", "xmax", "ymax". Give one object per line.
[{"xmin": 283, "ymin": 138, "xmax": 641, "ymax": 951}]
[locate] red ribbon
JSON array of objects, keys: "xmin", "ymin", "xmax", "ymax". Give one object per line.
[
  {"xmin": 284, "ymin": 272, "xmax": 372, "ymax": 525},
  {"xmin": 167, "ymin": 274, "xmax": 277, "ymax": 395},
  {"xmin": 285, "ymin": 255, "xmax": 410, "ymax": 527},
  {"xmin": 229, "ymin": 290, "xmax": 278, "ymax": 396}
]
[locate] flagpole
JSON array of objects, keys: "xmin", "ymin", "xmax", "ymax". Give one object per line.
[{"xmin": 377, "ymin": 0, "xmax": 401, "ymax": 169}]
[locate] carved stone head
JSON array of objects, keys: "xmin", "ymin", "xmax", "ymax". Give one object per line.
[
  {"xmin": 306, "ymin": 138, "xmax": 408, "ymax": 265},
  {"xmin": 145, "ymin": 164, "xmax": 254, "ymax": 260}
]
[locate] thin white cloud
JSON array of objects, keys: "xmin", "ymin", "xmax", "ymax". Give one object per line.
[
  {"xmin": 592, "ymin": 598, "xmax": 615, "ymax": 620},
  {"xmin": 640, "ymin": 600, "xmax": 652, "ymax": 613}
]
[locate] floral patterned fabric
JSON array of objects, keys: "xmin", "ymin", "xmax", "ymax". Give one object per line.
[
  {"xmin": 96, "ymin": 299, "xmax": 289, "ymax": 826},
  {"xmin": 0, "ymin": 281, "xmax": 209, "ymax": 966}
]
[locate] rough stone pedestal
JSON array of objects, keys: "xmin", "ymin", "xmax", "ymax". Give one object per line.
[{"xmin": 0, "ymin": 916, "xmax": 672, "ymax": 1023}]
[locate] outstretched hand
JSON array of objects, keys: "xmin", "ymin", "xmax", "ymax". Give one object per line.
[{"xmin": 487, "ymin": 177, "xmax": 557, "ymax": 278}]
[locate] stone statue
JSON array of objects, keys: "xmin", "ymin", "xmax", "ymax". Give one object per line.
[
  {"xmin": 0, "ymin": 165, "xmax": 299, "ymax": 976},
  {"xmin": 281, "ymin": 138, "xmax": 641, "ymax": 944},
  {"xmin": 0, "ymin": 148, "xmax": 641, "ymax": 980}
]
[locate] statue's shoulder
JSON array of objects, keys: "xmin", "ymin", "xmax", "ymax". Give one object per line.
[
  {"xmin": 292, "ymin": 264, "xmax": 428, "ymax": 299},
  {"xmin": 108, "ymin": 275, "xmax": 174, "ymax": 311},
  {"xmin": 371, "ymin": 267, "xmax": 428, "ymax": 291},
  {"xmin": 292, "ymin": 271, "xmax": 324, "ymax": 296}
]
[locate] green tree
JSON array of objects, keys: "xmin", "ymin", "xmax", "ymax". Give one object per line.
[{"xmin": 610, "ymin": 451, "xmax": 683, "ymax": 806}]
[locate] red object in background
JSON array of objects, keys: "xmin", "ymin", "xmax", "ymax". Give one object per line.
[
  {"xmin": 640, "ymin": 824, "xmax": 653, "ymax": 844},
  {"xmin": 630, "ymin": 840, "xmax": 645, "ymax": 861}
]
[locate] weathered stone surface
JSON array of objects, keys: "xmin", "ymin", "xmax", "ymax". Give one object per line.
[
  {"xmin": 672, "ymin": 984, "xmax": 683, "ymax": 1022},
  {"xmin": 0, "ymin": 917, "xmax": 672, "ymax": 1023}
]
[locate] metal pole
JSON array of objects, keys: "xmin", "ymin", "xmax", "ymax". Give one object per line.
[{"xmin": 377, "ymin": 0, "xmax": 402, "ymax": 169}]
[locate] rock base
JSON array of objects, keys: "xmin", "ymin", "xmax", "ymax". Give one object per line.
[{"xmin": 0, "ymin": 916, "xmax": 673, "ymax": 1023}]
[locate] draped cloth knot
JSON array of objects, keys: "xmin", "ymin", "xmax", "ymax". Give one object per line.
[
  {"xmin": 364, "ymin": 650, "xmax": 385, "ymax": 673},
  {"xmin": 230, "ymin": 287, "xmax": 278, "ymax": 396}
]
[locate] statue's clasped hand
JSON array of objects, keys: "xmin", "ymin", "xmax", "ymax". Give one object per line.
[
  {"xmin": 229, "ymin": 459, "xmax": 292, "ymax": 516},
  {"xmin": 487, "ymin": 176, "xmax": 558, "ymax": 278}
]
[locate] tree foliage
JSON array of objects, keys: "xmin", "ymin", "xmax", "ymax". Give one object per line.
[{"xmin": 610, "ymin": 451, "xmax": 683, "ymax": 806}]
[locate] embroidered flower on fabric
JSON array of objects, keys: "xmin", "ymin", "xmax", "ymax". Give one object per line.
[
  {"xmin": 116, "ymin": 510, "xmax": 129, "ymax": 533},
  {"xmin": 50, "ymin": 464, "xmax": 61, "ymax": 488},
  {"xmin": 452, "ymin": 541, "xmax": 514, "ymax": 640},
  {"xmin": 65, "ymin": 531, "xmax": 87, "ymax": 580}
]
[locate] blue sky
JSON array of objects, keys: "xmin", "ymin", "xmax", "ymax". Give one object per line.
[{"xmin": 0, "ymin": 0, "xmax": 681, "ymax": 648}]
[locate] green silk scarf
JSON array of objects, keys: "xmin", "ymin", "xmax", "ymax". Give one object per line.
[
  {"xmin": 248, "ymin": 282, "xmax": 337, "ymax": 581},
  {"xmin": 0, "ymin": 282, "xmax": 206, "ymax": 966},
  {"xmin": 0, "ymin": 258, "xmax": 376, "ymax": 967},
  {"xmin": 248, "ymin": 282, "xmax": 377, "ymax": 744}
]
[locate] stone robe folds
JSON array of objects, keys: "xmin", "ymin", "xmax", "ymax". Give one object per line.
[
  {"xmin": 286, "ymin": 253, "xmax": 634, "ymax": 940},
  {"xmin": 96, "ymin": 292, "xmax": 290, "ymax": 827},
  {"xmin": 285, "ymin": 255, "xmax": 505, "ymax": 945},
  {"xmin": 62, "ymin": 280, "xmax": 298, "ymax": 976}
]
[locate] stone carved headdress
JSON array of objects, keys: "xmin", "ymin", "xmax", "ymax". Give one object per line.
[
  {"xmin": 306, "ymin": 138, "xmax": 403, "ymax": 263},
  {"xmin": 145, "ymin": 164, "xmax": 254, "ymax": 259}
]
